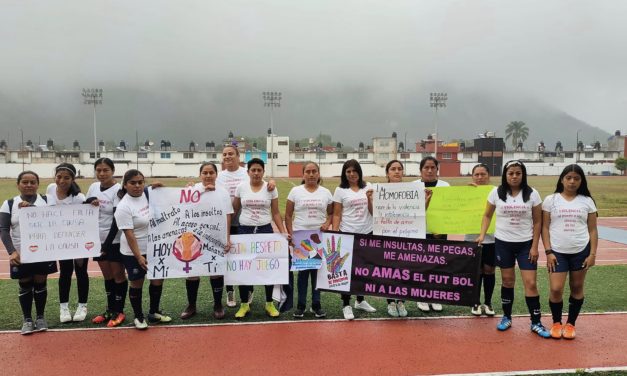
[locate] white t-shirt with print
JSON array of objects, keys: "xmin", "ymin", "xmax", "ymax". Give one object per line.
[
  {"xmin": 287, "ymin": 185, "xmax": 333, "ymax": 231},
  {"xmin": 0, "ymin": 195, "xmax": 48, "ymax": 253},
  {"xmin": 86, "ymin": 182, "xmax": 122, "ymax": 244},
  {"xmin": 333, "ymin": 183, "xmax": 373, "ymax": 234},
  {"xmin": 115, "ymin": 193, "xmax": 151, "ymax": 256},
  {"xmin": 236, "ymin": 182, "xmax": 278, "ymax": 227},
  {"xmin": 46, "ymin": 183, "xmax": 86, "ymax": 205},
  {"xmin": 488, "ymin": 187, "xmax": 542, "ymax": 242},
  {"xmin": 542, "ymin": 193, "xmax": 597, "ymax": 254},
  {"xmin": 217, "ymin": 167, "xmax": 249, "ymax": 198}
]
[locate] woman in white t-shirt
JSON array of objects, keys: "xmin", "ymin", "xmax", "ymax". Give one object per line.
[
  {"xmin": 542, "ymin": 164, "xmax": 598, "ymax": 340},
  {"xmin": 114, "ymin": 169, "xmax": 172, "ymax": 330},
  {"xmin": 332, "ymin": 159, "xmax": 377, "ymax": 320},
  {"xmin": 232, "ymin": 158, "xmax": 288, "ymax": 319},
  {"xmin": 285, "ymin": 161, "xmax": 333, "ymax": 319},
  {"xmin": 1, "ymin": 171, "xmax": 57, "ymax": 334},
  {"xmin": 478, "ymin": 160, "xmax": 550, "ymax": 338},
  {"xmin": 46, "ymin": 163, "xmax": 89, "ymax": 324},
  {"xmin": 179, "ymin": 162, "xmax": 234, "ymax": 321},
  {"xmin": 86, "ymin": 158, "xmax": 127, "ymax": 328}
]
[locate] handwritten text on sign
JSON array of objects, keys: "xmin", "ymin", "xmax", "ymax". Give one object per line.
[
  {"xmin": 225, "ymin": 234, "xmax": 288, "ymax": 285},
  {"xmin": 19, "ymin": 204, "xmax": 101, "ymax": 263},
  {"xmin": 373, "ymin": 182, "xmax": 426, "ymax": 239}
]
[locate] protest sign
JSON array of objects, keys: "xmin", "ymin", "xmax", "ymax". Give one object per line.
[
  {"xmin": 19, "ymin": 204, "xmax": 101, "ymax": 263},
  {"xmin": 290, "ymin": 230, "xmax": 324, "ymax": 271},
  {"xmin": 426, "ymin": 185, "xmax": 495, "ymax": 234},
  {"xmin": 372, "ymin": 182, "xmax": 426, "ymax": 239},
  {"xmin": 225, "ymin": 233, "xmax": 289, "ymax": 285},
  {"xmin": 147, "ymin": 187, "xmax": 229, "ymax": 279}
]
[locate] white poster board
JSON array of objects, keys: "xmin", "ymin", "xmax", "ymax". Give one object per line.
[
  {"xmin": 372, "ymin": 182, "xmax": 426, "ymax": 239},
  {"xmin": 224, "ymin": 233, "xmax": 289, "ymax": 285},
  {"xmin": 19, "ymin": 204, "xmax": 101, "ymax": 263}
]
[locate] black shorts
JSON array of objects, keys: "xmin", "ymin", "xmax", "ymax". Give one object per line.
[
  {"xmin": 93, "ymin": 243, "xmax": 123, "ymax": 263},
  {"xmin": 480, "ymin": 243, "xmax": 496, "ymax": 267},
  {"xmin": 495, "ymin": 239, "xmax": 537, "ymax": 270},
  {"xmin": 10, "ymin": 260, "xmax": 58, "ymax": 279},
  {"xmin": 121, "ymin": 254, "xmax": 147, "ymax": 281},
  {"xmin": 553, "ymin": 244, "xmax": 590, "ymax": 273}
]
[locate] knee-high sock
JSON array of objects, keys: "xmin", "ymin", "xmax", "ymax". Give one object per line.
[
  {"xmin": 525, "ymin": 295, "xmax": 542, "ymax": 324},
  {"xmin": 149, "ymin": 284, "xmax": 163, "ymax": 314},
  {"xmin": 18, "ymin": 281, "xmax": 34, "ymax": 320},
  {"xmin": 549, "ymin": 300, "xmax": 563, "ymax": 324},
  {"xmin": 185, "ymin": 279, "xmax": 200, "ymax": 306},
  {"xmin": 115, "ymin": 280, "xmax": 128, "ymax": 313},
  {"xmin": 567, "ymin": 296, "xmax": 584, "ymax": 325},
  {"xmin": 210, "ymin": 277, "xmax": 224, "ymax": 308},
  {"xmin": 483, "ymin": 274, "xmax": 496, "ymax": 306},
  {"xmin": 501, "ymin": 287, "xmax": 514, "ymax": 318},
  {"xmin": 128, "ymin": 287, "xmax": 143, "ymax": 320},
  {"xmin": 33, "ymin": 282, "xmax": 48, "ymax": 318}
]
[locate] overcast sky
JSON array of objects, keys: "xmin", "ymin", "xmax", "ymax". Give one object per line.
[{"xmin": 1, "ymin": 0, "xmax": 626, "ymax": 146}]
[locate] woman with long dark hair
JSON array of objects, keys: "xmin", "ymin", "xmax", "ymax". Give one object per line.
[
  {"xmin": 542, "ymin": 164, "xmax": 598, "ymax": 340},
  {"xmin": 478, "ymin": 160, "xmax": 549, "ymax": 338}
]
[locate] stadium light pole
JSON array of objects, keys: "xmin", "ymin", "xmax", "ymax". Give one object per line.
[
  {"xmin": 430, "ymin": 92, "xmax": 447, "ymax": 157},
  {"xmin": 262, "ymin": 91, "xmax": 282, "ymax": 177},
  {"xmin": 82, "ymin": 88, "xmax": 103, "ymax": 158}
]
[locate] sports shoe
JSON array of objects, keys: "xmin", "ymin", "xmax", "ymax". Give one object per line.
[
  {"xmin": 342, "ymin": 306, "xmax": 354, "ymax": 320},
  {"xmin": 354, "ymin": 300, "xmax": 376, "ymax": 313},
  {"xmin": 35, "ymin": 317, "xmax": 48, "ymax": 332},
  {"xmin": 430, "ymin": 303, "xmax": 443, "ymax": 312},
  {"xmin": 73, "ymin": 305, "xmax": 88, "ymax": 322},
  {"xmin": 397, "ymin": 302, "xmax": 408, "ymax": 317},
  {"xmin": 134, "ymin": 318, "xmax": 148, "ymax": 330},
  {"xmin": 265, "ymin": 302, "xmax": 280, "ymax": 317},
  {"xmin": 213, "ymin": 306, "xmax": 225, "ymax": 320},
  {"xmin": 60, "ymin": 305, "xmax": 72, "ymax": 323},
  {"xmin": 180, "ymin": 305, "xmax": 197, "ymax": 320},
  {"xmin": 21, "ymin": 320, "xmax": 35, "ymax": 335},
  {"xmin": 530, "ymin": 322, "xmax": 551, "ymax": 338},
  {"xmin": 387, "ymin": 302, "xmax": 399, "ymax": 317},
  {"xmin": 311, "ymin": 307, "xmax": 327, "ymax": 318},
  {"xmin": 471, "ymin": 304, "xmax": 482, "ymax": 316},
  {"xmin": 247, "ymin": 291, "xmax": 255, "ymax": 304},
  {"xmin": 107, "ymin": 312, "xmax": 126, "ymax": 328},
  {"xmin": 235, "ymin": 303, "xmax": 250, "ymax": 319},
  {"xmin": 550, "ymin": 322, "xmax": 563, "ymax": 339},
  {"xmin": 226, "ymin": 290, "xmax": 236, "ymax": 308},
  {"xmin": 562, "ymin": 323, "xmax": 576, "ymax": 340},
  {"xmin": 293, "ymin": 308, "xmax": 305, "ymax": 318},
  {"xmin": 147, "ymin": 311, "xmax": 172, "ymax": 324},
  {"xmin": 417, "ymin": 302, "xmax": 430, "ymax": 312},
  {"xmin": 482, "ymin": 304, "xmax": 496, "ymax": 316},
  {"xmin": 497, "ymin": 316, "xmax": 512, "ymax": 331},
  {"xmin": 92, "ymin": 311, "xmax": 113, "ymax": 324}
]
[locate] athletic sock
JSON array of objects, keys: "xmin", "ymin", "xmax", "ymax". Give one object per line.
[
  {"xmin": 33, "ymin": 282, "xmax": 47, "ymax": 317},
  {"xmin": 476, "ymin": 274, "xmax": 484, "ymax": 305},
  {"xmin": 210, "ymin": 277, "xmax": 224, "ymax": 308},
  {"xmin": 549, "ymin": 300, "xmax": 563, "ymax": 323},
  {"xmin": 115, "ymin": 280, "xmax": 128, "ymax": 313},
  {"xmin": 226, "ymin": 285, "xmax": 234, "ymax": 293},
  {"xmin": 185, "ymin": 279, "xmax": 200, "ymax": 306},
  {"xmin": 148, "ymin": 284, "xmax": 163, "ymax": 315},
  {"xmin": 264, "ymin": 285, "xmax": 274, "ymax": 303},
  {"xmin": 18, "ymin": 281, "xmax": 34, "ymax": 320},
  {"xmin": 128, "ymin": 287, "xmax": 144, "ymax": 320},
  {"xmin": 567, "ymin": 296, "xmax": 584, "ymax": 325},
  {"xmin": 501, "ymin": 287, "xmax": 514, "ymax": 318},
  {"xmin": 104, "ymin": 279, "xmax": 115, "ymax": 312},
  {"xmin": 483, "ymin": 274, "xmax": 496, "ymax": 306},
  {"xmin": 525, "ymin": 295, "xmax": 542, "ymax": 324}
]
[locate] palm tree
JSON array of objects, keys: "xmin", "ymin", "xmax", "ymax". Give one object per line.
[{"xmin": 504, "ymin": 121, "xmax": 529, "ymax": 149}]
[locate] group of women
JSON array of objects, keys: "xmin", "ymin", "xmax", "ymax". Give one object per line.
[{"xmin": 1, "ymin": 148, "xmax": 598, "ymax": 340}]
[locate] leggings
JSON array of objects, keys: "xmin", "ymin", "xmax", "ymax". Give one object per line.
[{"xmin": 58, "ymin": 258, "xmax": 89, "ymax": 304}]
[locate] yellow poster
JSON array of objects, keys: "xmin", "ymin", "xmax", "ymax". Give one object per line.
[{"xmin": 426, "ymin": 186, "xmax": 496, "ymax": 235}]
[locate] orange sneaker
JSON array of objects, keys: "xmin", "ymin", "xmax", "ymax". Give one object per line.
[
  {"xmin": 562, "ymin": 323, "xmax": 576, "ymax": 339},
  {"xmin": 107, "ymin": 312, "xmax": 126, "ymax": 328},
  {"xmin": 92, "ymin": 311, "xmax": 112, "ymax": 324},
  {"xmin": 550, "ymin": 322, "xmax": 563, "ymax": 339}
]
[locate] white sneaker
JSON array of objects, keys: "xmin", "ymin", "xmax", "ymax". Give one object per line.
[
  {"xmin": 387, "ymin": 302, "xmax": 399, "ymax": 317},
  {"xmin": 342, "ymin": 306, "xmax": 354, "ymax": 320},
  {"xmin": 471, "ymin": 304, "xmax": 482, "ymax": 316},
  {"xmin": 134, "ymin": 318, "xmax": 148, "ymax": 330},
  {"xmin": 60, "ymin": 305, "xmax": 72, "ymax": 323},
  {"xmin": 430, "ymin": 303, "xmax": 443, "ymax": 312},
  {"xmin": 73, "ymin": 305, "xmax": 88, "ymax": 322},
  {"xmin": 397, "ymin": 302, "xmax": 408, "ymax": 317},
  {"xmin": 482, "ymin": 304, "xmax": 496, "ymax": 316},
  {"xmin": 354, "ymin": 300, "xmax": 377, "ymax": 313},
  {"xmin": 226, "ymin": 291, "xmax": 236, "ymax": 308},
  {"xmin": 417, "ymin": 302, "xmax": 430, "ymax": 312}
]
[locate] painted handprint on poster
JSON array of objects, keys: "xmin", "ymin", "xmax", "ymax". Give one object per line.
[
  {"xmin": 290, "ymin": 230, "xmax": 324, "ymax": 271},
  {"xmin": 316, "ymin": 232, "xmax": 354, "ymax": 292}
]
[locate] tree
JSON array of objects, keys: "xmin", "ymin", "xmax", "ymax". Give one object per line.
[
  {"xmin": 504, "ymin": 121, "xmax": 529, "ymax": 149},
  {"xmin": 615, "ymin": 157, "xmax": 627, "ymax": 176}
]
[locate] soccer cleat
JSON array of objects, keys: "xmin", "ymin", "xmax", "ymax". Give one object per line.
[
  {"xmin": 310, "ymin": 307, "xmax": 327, "ymax": 318},
  {"xmin": 21, "ymin": 320, "xmax": 35, "ymax": 335},
  {"xmin": 482, "ymin": 304, "xmax": 496, "ymax": 316},
  {"xmin": 235, "ymin": 303, "xmax": 250, "ymax": 319},
  {"xmin": 35, "ymin": 317, "xmax": 48, "ymax": 332},
  {"xmin": 397, "ymin": 302, "xmax": 408, "ymax": 317},
  {"xmin": 226, "ymin": 291, "xmax": 236, "ymax": 308},
  {"xmin": 550, "ymin": 322, "xmax": 563, "ymax": 339},
  {"xmin": 293, "ymin": 308, "xmax": 305, "ymax": 318},
  {"xmin": 107, "ymin": 312, "xmax": 126, "ymax": 328},
  {"xmin": 387, "ymin": 302, "xmax": 399, "ymax": 317},
  {"xmin": 530, "ymin": 322, "xmax": 551, "ymax": 338},
  {"xmin": 92, "ymin": 311, "xmax": 113, "ymax": 324},
  {"xmin": 60, "ymin": 305, "xmax": 72, "ymax": 323},
  {"xmin": 417, "ymin": 302, "xmax": 430, "ymax": 312},
  {"xmin": 73, "ymin": 305, "xmax": 88, "ymax": 322},
  {"xmin": 430, "ymin": 303, "xmax": 443, "ymax": 312},
  {"xmin": 133, "ymin": 318, "xmax": 148, "ymax": 330},
  {"xmin": 342, "ymin": 306, "xmax": 354, "ymax": 320},
  {"xmin": 147, "ymin": 311, "xmax": 172, "ymax": 324},
  {"xmin": 213, "ymin": 306, "xmax": 225, "ymax": 320},
  {"xmin": 471, "ymin": 304, "xmax": 482, "ymax": 316},
  {"xmin": 265, "ymin": 302, "xmax": 280, "ymax": 317},
  {"xmin": 180, "ymin": 305, "xmax": 197, "ymax": 320},
  {"xmin": 354, "ymin": 300, "xmax": 376, "ymax": 313},
  {"xmin": 562, "ymin": 323, "xmax": 576, "ymax": 340},
  {"xmin": 497, "ymin": 316, "xmax": 512, "ymax": 331}
]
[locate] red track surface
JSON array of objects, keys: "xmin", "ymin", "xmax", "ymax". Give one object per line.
[{"xmin": 1, "ymin": 314, "xmax": 626, "ymax": 375}]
